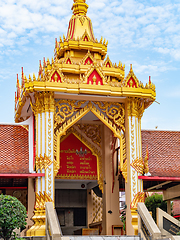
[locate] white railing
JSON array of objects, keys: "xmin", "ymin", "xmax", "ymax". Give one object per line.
[
  {"xmin": 45, "ymin": 202, "xmax": 63, "ymax": 240},
  {"xmin": 138, "ymin": 203, "xmax": 161, "ymax": 240}
]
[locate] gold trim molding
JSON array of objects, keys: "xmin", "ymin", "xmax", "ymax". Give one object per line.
[{"xmin": 35, "ymin": 154, "xmax": 53, "ymax": 172}]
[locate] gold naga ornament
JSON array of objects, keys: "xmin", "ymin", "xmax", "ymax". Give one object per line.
[{"xmin": 130, "ymin": 146, "xmax": 149, "ymax": 175}]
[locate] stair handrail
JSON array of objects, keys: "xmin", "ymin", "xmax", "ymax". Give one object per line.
[
  {"xmin": 45, "ymin": 202, "xmax": 62, "ymax": 240},
  {"xmin": 138, "ymin": 203, "xmax": 161, "ymax": 240}
]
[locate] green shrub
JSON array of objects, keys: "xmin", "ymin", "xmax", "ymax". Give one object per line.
[
  {"xmin": 145, "ymin": 193, "xmax": 167, "ymax": 222},
  {"xmin": 0, "ymin": 194, "xmax": 27, "ymax": 240}
]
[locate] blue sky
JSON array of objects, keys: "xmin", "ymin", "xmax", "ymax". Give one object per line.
[{"xmin": 0, "ymin": 0, "xmax": 180, "ymax": 130}]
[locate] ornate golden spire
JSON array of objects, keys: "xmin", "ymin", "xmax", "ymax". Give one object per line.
[{"xmin": 72, "ymin": 0, "xmax": 88, "ymax": 16}]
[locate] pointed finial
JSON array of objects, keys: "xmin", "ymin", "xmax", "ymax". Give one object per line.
[
  {"xmin": 149, "ymin": 76, "xmax": 151, "ymax": 85},
  {"xmin": 33, "ymin": 73, "xmax": 36, "ymax": 81},
  {"xmin": 17, "ymin": 74, "xmax": 19, "ymax": 84},
  {"xmin": 72, "ymin": 0, "xmax": 88, "ymax": 16},
  {"xmin": 24, "ymin": 75, "xmax": 27, "ymax": 84},
  {"xmin": 130, "ymin": 64, "xmax": 132, "ymax": 71},
  {"xmin": 15, "ymin": 91, "xmax": 17, "ymax": 103},
  {"xmin": 47, "ymin": 58, "xmax": 51, "ymax": 70},
  {"xmin": 21, "ymin": 67, "xmax": 24, "ymax": 84},
  {"xmin": 29, "ymin": 74, "xmax": 32, "ymax": 82}
]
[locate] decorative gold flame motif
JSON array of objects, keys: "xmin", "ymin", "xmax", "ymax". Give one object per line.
[
  {"xmin": 54, "ymin": 73, "xmax": 58, "ymax": 82},
  {"xmin": 93, "ymin": 75, "xmax": 97, "ymax": 84}
]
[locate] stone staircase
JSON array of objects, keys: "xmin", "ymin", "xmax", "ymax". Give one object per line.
[
  {"xmin": 30, "ymin": 202, "xmax": 179, "ymax": 240},
  {"xmin": 67, "ymin": 236, "xmax": 140, "ymax": 240},
  {"xmin": 24, "ymin": 236, "xmax": 140, "ymax": 240}
]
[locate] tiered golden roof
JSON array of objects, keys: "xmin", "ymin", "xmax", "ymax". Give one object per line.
[{"xmin": 14, "ymin": 0, "xmax": 156, "ymax": 122}]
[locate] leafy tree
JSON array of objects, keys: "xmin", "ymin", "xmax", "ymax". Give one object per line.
[
  {"xmin": 120, "ymin": 204, "xmax": 127, "ymax": 232},
  {"xmin": 145, "ymin": 193, "xmax": 167, "ymax": 222},
  {"xmin": 0, "ymin": 194, "xmax": 27, "ymax": 240}
]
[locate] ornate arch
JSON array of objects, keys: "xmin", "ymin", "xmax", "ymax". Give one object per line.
[{"xmin": 54, "ymin": 99, "xmax": 127, "ymax": 192}]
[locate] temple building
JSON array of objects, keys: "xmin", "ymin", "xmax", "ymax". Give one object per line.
[{"xmin": 4, "ymin": 0, "xmax": 180, "ymax": 237}]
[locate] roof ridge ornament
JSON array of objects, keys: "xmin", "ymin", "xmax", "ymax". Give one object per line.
[
  {"xmin": 72, "ymin": 0, "xmax": 88, "ymax": 16},
  {"xmin": 74, "ymin": 0, "xmax": 86, "ymax": 2}
]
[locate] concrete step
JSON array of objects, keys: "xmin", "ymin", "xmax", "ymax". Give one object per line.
[
  {"xmin": 23, "ymin": 237, "xmax": 46, "ymax": 240},
  {"xmin": 23, "ymin": 235, "xmax": 140, "ymax": 240},
  {"xmin": 67, "ymin": 236, "xmax": 140, "ymax": 240}
]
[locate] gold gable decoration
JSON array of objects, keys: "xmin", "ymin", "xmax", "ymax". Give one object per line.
[
  {"xmin": 80, "ymin": 50, "xmax": 94, "ymax": 65},
  {"xmin": 104, "ymin": 55, "xmax": 113, "ymax": 68},
  {"xmin": 82, "ymin": 65, "xmax": 107, "ymax": 85},
  {"xmin": 94, "ymin": 101, "xmax": 125, "ymax": 132},
  {"xmin": 77, "ymin": 123, "xmax": 102, "ymax": 148},
  {"xmin": 122, "ymin": 64, "xmax": 155, "ymax": 91},
  {"xmin": 123, "ymin": 64, "xmax": 139, "ymax": 88}
]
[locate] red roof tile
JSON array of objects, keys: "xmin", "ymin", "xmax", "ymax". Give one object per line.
[
  {"xmin": 0, "ymin": 125, "xmax": 29, "ymax": 174},
  {"xmin": 142, "ymin": 130, "xmax": 180, "ymax": 177}
]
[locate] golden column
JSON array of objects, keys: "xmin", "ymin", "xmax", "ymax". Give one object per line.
[
  {"xmin": 125, "ymin": 97, "xmax": 145, "ymax": 235},
  {"xmin": 27, "ymin": 92, "xmax": 55, "ymax": 236}
]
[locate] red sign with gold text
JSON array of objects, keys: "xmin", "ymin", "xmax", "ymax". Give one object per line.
[{"xmin": 56, "ymin": 133, "xmax": 97, "ymax": 180}]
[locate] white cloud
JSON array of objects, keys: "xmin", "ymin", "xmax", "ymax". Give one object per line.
[
  {"xmin": 125, "ymin": 60, "xmax": 176, "ymax": 82},
  {"xmin": 0, "ymin": 0, "xmax": 179, "ymax": 65}
]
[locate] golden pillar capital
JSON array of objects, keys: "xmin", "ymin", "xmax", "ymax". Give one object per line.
[
  {"xmin": 30, "ymin": 92, "xmax": 54, "ymax": 115},
  {"xmin": 127, "ymin": 97, "xmax": 144, "ymax": 119},
  {"xmin": 44, "ymin": 91, "xmax": 54, "ymax": 112}
]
